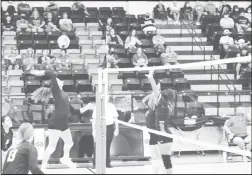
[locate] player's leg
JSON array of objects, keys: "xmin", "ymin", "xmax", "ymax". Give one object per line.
[
  {"xmin": 60, "ymin": 128, "xmax": 76, "ymax": 168},
  {"xmin": 159, "ymin": 142, "xmax": 173, "ymax": 174},
  {"xmin": 149, "ymin": 133, "xmax": 163, "ymax": 174},
  {"xmin": 41, "ymin": 129, "xmax": 61, "ymax": 169},
  {"xmin": 106, "ymin": 124, "xmax": 115, "ymax": 167},
  {"xmin": 233, "ymin": 137, "xmax": 246, "ymax": 150}
]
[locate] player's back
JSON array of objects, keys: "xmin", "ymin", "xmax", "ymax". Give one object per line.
[{"xmin": 3, "ymin": 141, "xmax": 43, "ymax": 174}]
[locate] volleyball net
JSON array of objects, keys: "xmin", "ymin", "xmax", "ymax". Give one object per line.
[{"xmin": 96, "ymin": 55, "xmax": 251, "ymax": 173}]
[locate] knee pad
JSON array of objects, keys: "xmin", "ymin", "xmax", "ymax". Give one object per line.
[{"xmin": 161, "ymin": 155, "xmax": 172, "ymax": 169}]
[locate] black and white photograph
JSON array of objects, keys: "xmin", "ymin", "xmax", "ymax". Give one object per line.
[{"xmin": 0, "ymin": 0, "xmax": 251, "ymax": 174}]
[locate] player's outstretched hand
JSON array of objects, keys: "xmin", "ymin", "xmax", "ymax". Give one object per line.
[
  {"xmin": 30, "ymin": 70, "xmax": 45, "ymax": 76},
  {"xmin": 145, "ymin": 70, "xmax": 154, "ymax": 79}
]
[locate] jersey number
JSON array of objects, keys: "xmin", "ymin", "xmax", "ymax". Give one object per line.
[{"xmin": 7, "ymin": 149, "xmax": 18, "ymax": 162}]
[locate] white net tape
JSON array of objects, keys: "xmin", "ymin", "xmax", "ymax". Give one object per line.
[{"xmin": 102, "ymin": 56, "xmax": 251, "ymax": 157}]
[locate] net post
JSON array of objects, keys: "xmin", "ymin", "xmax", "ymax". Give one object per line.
[{"xmin": 95, "ymin": 68, "xmax": 106, "ymax": 174}]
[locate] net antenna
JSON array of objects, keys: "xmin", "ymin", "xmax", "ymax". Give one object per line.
[{"xmin": 95, "ymin": 68, "xmax": 107, "ymax": 174}]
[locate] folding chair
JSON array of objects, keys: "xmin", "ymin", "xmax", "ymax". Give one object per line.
[
  {"xmin": 57, "ymin": 69, "xmax": 73, "ymax": 80},
  {"xmin": 76, "ymin": 79, "xmax": 94, "ymax": 93}
]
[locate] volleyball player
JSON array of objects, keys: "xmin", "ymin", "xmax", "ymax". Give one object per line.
[
  {"xmin": 2, "ymin": 122, "xmax": 44, "ymax": 174},
  {"xmin": 144, "ymin": 70, "xmax": 174, "ymax": 174},
  {"xmin": 1, "ymin": 115, "xmax": 13, "ymax": 168},
  {"xmin": 30, "ymin": 70, "xmax": 81, "ymax": 170}
]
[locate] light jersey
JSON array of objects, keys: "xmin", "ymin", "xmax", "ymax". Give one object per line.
[
  {"xmin": 225, "ymin": 114, "xmax": 249, "ymax": 137},
  {"xmin": 92, "ymin": 102, "xmax": 119, "ymax": 126}
]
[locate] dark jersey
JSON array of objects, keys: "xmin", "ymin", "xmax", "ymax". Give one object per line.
[
  {"xmin": 185, "ymin": 6, "xmax": 193, "ymax": 13},
  {"xmin": 236, "ymin": 16, "xmax": 250, "ymax": 25},
  {"xmin": 1, "ymin": 128, "xmax": 13, "ymax": 152},
  {"xmin": 29, "ymin": 17, "xmax": 43, "ymax": 27},
  {"xmin": 3, "ymin": 141, "xmax": 44, "ymax": 174}
]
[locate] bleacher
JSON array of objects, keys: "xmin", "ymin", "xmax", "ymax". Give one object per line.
[{"xmin": 1, "ymin": 2, "xmax": 252, "ymax": 124}]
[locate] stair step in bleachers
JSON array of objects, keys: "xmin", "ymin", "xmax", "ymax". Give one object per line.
[
  {"xmin": 168, "ymin": 46, "xmax": 213, "ymax": 51},
  {"xmin": 191, "ymin": 85, "xmax": 242, "ymax": 91},
  {"xmin": 177, "ymin": 55, "xmax": 219, "ymax": 60},
  {"xmin": 3, "ymin": 31, "xmax": 16, "ymax": 40},
  {"xmin": 7, "ymin": 70, "xmax": 23, "ymax": 81},
  {"xmin": 8, "ymin": 80, "xmax": 24, "ymax": 94},
  {"xmin": 185, "ymin": 74, "xmax": 234, "ymax": 80},
  {"xmin": 9, "ymin": 93, "xmax": 26, "ymax": 106},
  {"xmin": 162, "ymin": 33, "xmax": 204, "ymax": 38},
  {"xmin": 205, "ymin": 107, "xmax": 251, "ymax": 116},
  {"xmin": 81, "ymin": 49, "xmax": 96, "ymax": 59},
  {"xmin": 198, "ymin": 95, "xmax": 251, "ymax": 103},
  {"xmin": 181, "ymin": 64, "xmax": 226, "ymax": 70},
  {"xmin": 76, "ymin": 31, "xmax": 90, "ymax": 40},
  {"xmin": 73, "ymin": 23, "xmax": 86, "ymax": 31},
  {"xmin": 160, "ymin": 29, "xmax": 202, "ymax": 34},
  {"xmin": 79, "ymin": 40, "xmax": 93, "ymax": 49},
  {"xmin": 164, "ymin": 37, "xmax": 207, "ymax": 42}
]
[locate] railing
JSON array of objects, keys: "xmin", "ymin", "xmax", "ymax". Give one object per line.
[{"xmin": 3, "ymin": 90, "xmax": 251, "ymax": 124}]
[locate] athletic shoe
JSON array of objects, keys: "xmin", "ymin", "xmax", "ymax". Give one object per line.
[{"xmin": 60, "ymin": 157, "xmax": 77, "ymax": 168}]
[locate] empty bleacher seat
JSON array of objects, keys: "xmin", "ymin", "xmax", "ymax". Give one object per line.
[
  {"xmin": 148, "ymin": 57, "xmax": 161, "ymax": 66},
  {"xmin": 62, "ymin": 80, "xmax": 75, "ymax": 92},
  {"xmin": 93, "ymin": 40, "xmax": 104, "ymax": 48},
  {"xmin": 120, "ymin": 71, "xmax": 137, "ymax": 79},
  {"xmin": 86, "ymin": 23, "xmax": 100, "ymax": 31},
  {"xmin": 73, "ymin": 69, "xmax": 89, "ymax": 80},
  {"xmin": 2, "ymin": 40, "xmax": 17, "ymax": 50},
  {"xmin": 143, "ymin": 48, "xmax": 155, "ymax": 57},
  {"xmin": 129, "ymin": 23, "xmax": 142, "ymax": 31},
  {"xmin": 47, "ymin": 31, "xmax": 61, "ymax": 41},
  {"xmin": 8, "ymin": 80, "xmax": 24, "ymax": 94},
  {"xmin": 33, "ymin": 40, "xmax": 48, "ymax": 50},
  {"xmin": 141, "ymin": 78, "xmax": 152, "ymax": 91},
  {"xmin": 112, "ymin": 7, "xmax": 125, "ymax": 17},
  {"xmin": 59, "ymin": 7, "xmax": 72, "ymax": 15},
  {"xmin": 25, "ymin": 80, "xmax": 41, "ymax": 94},
  {"xmin": 18, "ymin": 40, "xmax": 33, "ymax": 50},
  {"xmin": 136, "ymin": 31, "xmax": 146, "ymax": 39},
  {"xmin": 57, "ymin": 69, "xmax": 72, "ymax": 80},
  {"xmin": 126, "ymin": 14, "xmax": 137, "ymax": 24},
  {"xmin": 86, "ymin": 7, "xmax": 98, "ymax": 23},
  {"xmin": 140, "ymin": 39, "xmax": 153, "ymax": 48},
  {"xmin": 64, "ymin": 31, "xmax": 76, "ymax": 40},
  {"xmin": 157, "ymin": 78, "xmax": 174, "ymax": 90},
  {"xmin": 117, "ymin": 58, "xmax": 131, "ymax": 68},
  {"xmin": 68, "ymin": 40, "xmax": 79, "ymax": 49},
  {"xmin": 154, "ymin": 69, "xmax": 169, "ymax": 79},
  {"xmin": 71, "ymin": 14, "xmax": 83, "ymax": 23},
  {"xmin": 137, "ymin": 14, "xmax": 146, "ymax": 24},
  {"xmin": 9, "ymin": 94, "xmax": 26, "ymax": 106},
  {"xmin": 2, "ymin": 81, "xmax": 8, "ymax": 94},
  {"xmin": 115, "ymin": 23, "xmax": 128, "ymax": 33},
  {"xmin": 169, "ymin": 68, "xmax": 184, "ymax": 79},
  {"xmin": 48, "ymin": 40, "xmax": 60, "ymax": 49},
  {"xmin": 124, "ymin": 78, "xmax": 141, "ymax": 90},
  {"xmin": 17, "ymin": 31, "xmax": 32, "ymax": 40},
  {"xmin": 33, "ymin": 32, "xmax": 46, "ymax": 40},
  {"xmin": 32, "ymin": 7, "xmax": 44, "ymax": 16},
  {"xmin": 76, "ymin": 31, "xmax": 89, "ymax": 40},
  {"xmin": 118, "ymin": 31, "xmax": 129, "ymax": 42},
  {"xmin": 174, "ymin": 78, "xmax": 190, "ymax": 91},
  {"xmin": 112, "ymin": 15, "xmax": 124, "ymax": 23},
  {"xmin": 76, "ymin": 80, "xmax": 93, "ymax": 93},
  {"xmin": 115, "ymin": 48, "xmax": 126, "ymax": 58},
  {"xmin": 42, "ymin": 80, "xmax": 51, "ymax": 88},
  {"xmin": 90, "ymin": 31, "xmax": 103, "ymax": 40},
  {"xmin": 99, "ymin": 7, "xmax": 112, "ymax": 16},
  {"xmin": 109, "ymin": 79, "xmax": 124, "ymax": 91}
]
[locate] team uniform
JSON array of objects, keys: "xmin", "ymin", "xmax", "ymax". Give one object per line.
[
  {"xmin": 3, "ymin": 141, "xmax": 43, "ymax": 174},
  {"xmin": 1, "ymin": 128, "xmax": 13, "ymax": 152}
]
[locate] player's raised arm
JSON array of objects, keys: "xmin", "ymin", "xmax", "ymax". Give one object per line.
[{"xmin": 145, "ymin": 70, "xmax": 160, "ymax": 98}]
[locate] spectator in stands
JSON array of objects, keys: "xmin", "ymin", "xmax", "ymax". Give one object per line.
[
  {"xmin": 59, "ymin": 12, "xmax": 74, "ymax": 32},
  {"xmin": 219, "ymin": 29, "xmax": 234, "ymax": 57},
  {"xmin": 132, "ymin": 47, "xmax": 148, "ymax": 68},
  {"xmin": 45, "ymin": 12, "xmax": 60, "ymax": 32},
  {"xmin": 72, "ymin": 1, "xmax": 90, "ymax": 17},
  {"xmin": 37, "ymin": 49, "xmax": 55, "ymax": 70},
  {"xmin": 160, "ymin": 45, "xmax": 179, "ymax": 65},
  {"xmin": 16, "ymin": 13, "xmax": 29, "ymax": 32},
  {"xmin": 183, "ymin": 1, "xmax": 194, "ymax": 24},
  {"xmin": 235, "ymin": 48, "xmax": 251, "ymax": 79},
  {"xmin": 3, "ymin": 14, "xmax": 15, "ymax": 31},
  {"xmin": 57, "ymin": 32, "xmax": 70, "ymax": 49},
  {"xmin": 170, "ymin": 1, "xmax": 180, "ymax": 25},
  {"xmin": 245, "ymin": 6, "xmax": 251, "ymax": 23},
  {"xmin": 101, "ymin": 47, "xmax": 119, "ymax": 68},
  {"xmin": 204, "ymin": 1, "xmax": 217, "ymax": 16},
  {"xmin": 28, "ymin": 9, "xmax": 45, "ymax": 32},
  {"xmin": 22, "ymin": 48, "xmax": 36, "ymax": 70},
  {"xmin": 106, "ymin": 28, "xmax": 124, "ymax": 49},
  {"xmin": 99, "ymin": 17, "xmax": 113, "ymax": 37},
  {"xmin": 194, "ymin": 1, "xmax": 205, "ymax": 25},
  {"xmin": 142, "ymin": 13, "xmax": 157, "ymax": 35},
  {"xmin": 230, "ymin": 5, "xmax": 240, "ymax": 22},
  {"xmin": 45, "ymin": 1, "xmax": 58, "ymax": 17},
  {"xmin": 220, "ymin": 12, "xmax": 235, "ymax": 31},
  {"xmin": 4, "ymin": 47, "xmax": 22, "ymax": 71},
  {"xmin": 236, "ymin": 11, "xmax": 251, "ymax": 32},
  {"xmin": 53, "ymin": 49, "xmax": 71, "ymax": 70},
  {"xmin": 152, "ymin": 29, "xmax": 165, "ymax": 54},
  {"xmin": 125, "ymin": 29, "xmax": 142, "ymax": 50},
  {"xmin": 154, "ymin": 1, "xmax": 167, "ymax": 21},
  {"xmin": 218, "ymin": 1, "xmax": 232, "ymax": 16},
  {"xmin": 223, "ymin": 107, "xmax": 251, "ymax": 152},
  {"xmin": 234, "ymin": 29, "xmax": 251, "ymax": 49},
  {"xmin": 17, "ymin": 1, "xmax": 31, "ymax": 17},
  {"xmin": 6, "ymin": 1, "xmax": 16, "ymax": 16}
]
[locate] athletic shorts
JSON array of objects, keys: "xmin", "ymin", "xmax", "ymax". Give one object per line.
[
  {"xmin": 48, "ymin": 114, "xmax": 69, "ymax": 131},
  {"xmin": 230, "ymin": 135, "xmax": 248, "ymax": 143}
]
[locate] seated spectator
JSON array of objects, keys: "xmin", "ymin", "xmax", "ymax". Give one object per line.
[
  {"xmin": 230, "ymin": 5, "xmax": 240, "ymax": 22},
  {"xmin": 219, "ymin": 29, "xmax": 234, "ymax": 57},
  {"xmin": 106, "ymin": 28, "xmax": 123, "ymax": 49},
  {"xmin": 170, "ymin": 1, "xmax": 180, "ymax": 25},
  {"xmin": 6, "ymin": 1, "xmax": 16, "ymax": 16},
  {"xmin": 236, "ymin": 11, "xmax": 251, "ymax": 32},
  {"xmin": 154, "ymin": 1, "xmax": 167, "ymax": 21},
  {"xmin": 45, "ymin": 1, "xmax": 58, "ymax": 17},
  {"xmin": 4, "ymin": 47, "xmax": 22, "ymax": 71},
  {"xmin": 3, "ymin": 14, "xmax": 15, "ymax": 31},
  {"xmin": 223, "ymin": 107, "xmax": 251, "ymax": 152},
  {"xmin": 234, "ymin": 30, "xmax": 251, "ymax": 49},
  {"xmin": 22, "ymin": 48, "xmax": 36, "ymax": 70},
  {"xmin": 37, "ymin": 49, "xmax": 55, "ymax": 70},
  {"xmin": 44, "ymin": 12, "xmax": 60, "ymax": 32},
  {"xmin": 96, "ymin": 40, "xmax": 109, "ymax": 56},
  {"xmin": 183, "ymin": 1, "xmax": 194, "ymax": 24},
  {"xmin": 245, "ymin": 6, "xmax": 251, "ymax": 23},
  {"xmin": 160, "ymin": 45, "xmax": 180, "ymax": 65},
  {"xmin": 101, "ymin": 47, "xmax": 119, "ymax": 68},
  {"xmin": 125, "ymin": 29, "xmax": 142, "ymax": 50},
  {"xmin": 57, "ymin": 32, "xmax": 70, "ymax": 49},
  {"xmin": 235, "ymin": 48, "xmax": 251, "ymax": 79},
  {"xmin": 152, "ymin": 29, "xmax": 165, "ymax": 54},
  {"xmin": 99, "ymin": 17, "xmax": 113, "ymax": 37},
  {"xmin": 52, "ymin": 49, "xmax": 71, "ymax": 70},
  {"xmin": 142, "ymin": 13, "xmax": 157, "ymax": 35},
  {"xmin": 220, "ymin": 12, "xmax": 235, "ymax": 30},
  {"xmin": 194, "ymin": 1, "xmax": 205, "ymax": 25},
  {"xmin": 132, "ymin": 47, "xmax": 148, "ymax": 68},
  {"xmin": 72, "ymin": 1, "xmax": 90, "ymax": 17},
  {"xmin": 16, "ymin": 13, "xmax": 29, "ymax": 32},
  {"xmin": 28, "ymin": 9, "xmax": 45, "ymax": 32},
  {"xmin": 17, "ymin": 1, "xmax": 31, "ymax": 17},
  {"xmin": 204, "ymin": 1, "xmax": 217, "ymax": 16},
  {"xmin": 219, "ymin": 1, "xmax": 232, "ymax": 16},
  {"xmin": 59, "ymin": 12, "xmax": 74, "ymax": 32}
]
